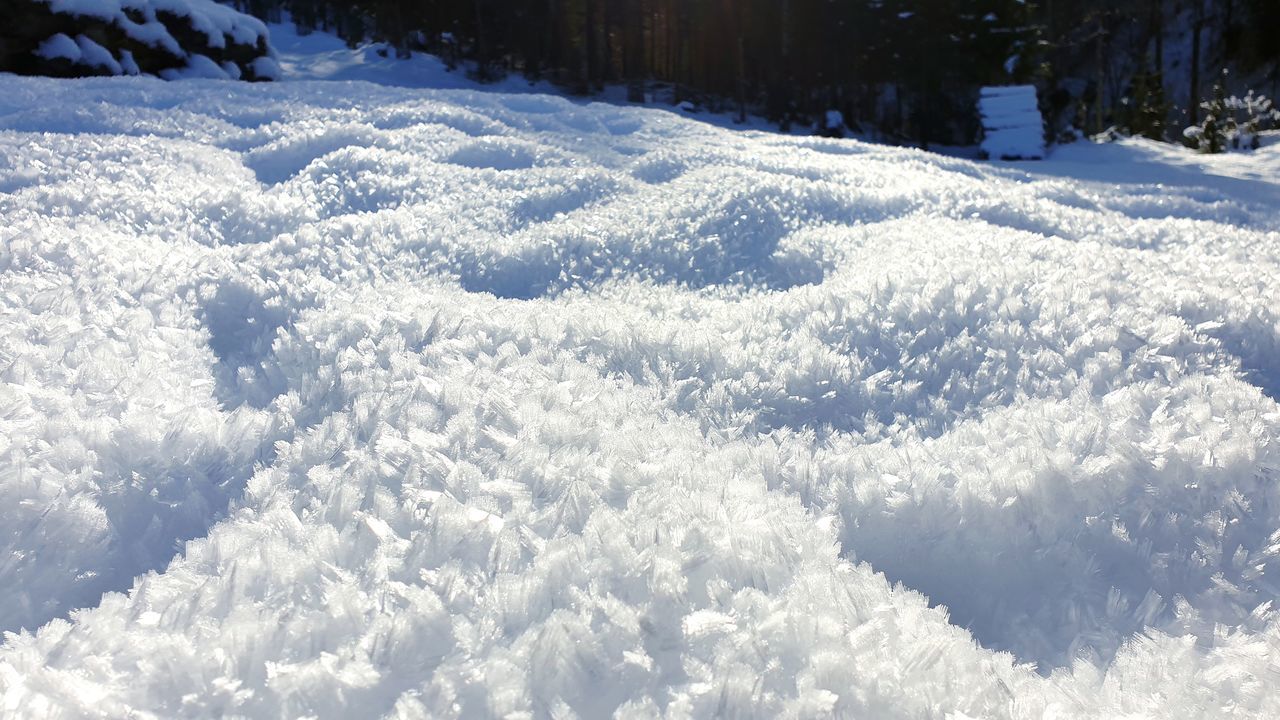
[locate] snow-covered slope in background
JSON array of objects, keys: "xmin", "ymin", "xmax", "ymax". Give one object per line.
[
  {"xmin": 265, "ymin": 18, "xmax": 802, "ymax": 133},
  {"xmin": 266, "ymin": 19, "xmax": 530, "ymax": 92},
  {"xmin": 1, "ymin": 65, "xmax": 1280, "ymax": 717}
]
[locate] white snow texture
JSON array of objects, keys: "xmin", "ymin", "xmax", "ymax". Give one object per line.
[{"xmin": 2, "ymin": 68, "xmax": 1280, "ymax": 718}]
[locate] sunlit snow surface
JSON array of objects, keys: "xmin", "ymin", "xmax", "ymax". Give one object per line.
[{"xmin": 2, "ymin": 64, "xmax": 1280, "ymax": 718}]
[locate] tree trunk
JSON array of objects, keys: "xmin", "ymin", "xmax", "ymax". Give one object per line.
[
  {"xmin": 1095, "ymin": 18, "xmax": 1107, "ymax": 132},
  {"xmin": 779, "ymin": 0, "xmax": 792, "ymax": 131},
  {"xmin": 736, "ymin": 34, "xmax": 747, "ymax": 123},
  {"xmin": 626, "ymin": 0, "xmax": 645, "ymax": 102},
  {"xmin": 584, "ymin": 0, "xmax": 599, "ymax": 91},
  {"xmin": 1150, "ymin": 0, "xmax": 1163, "ymax": 71},
  {"xmin": 473, "ymin": 0, "xmax": 489, "ymax": 80},
  {"xmin": 547, "ymin": 0, "xmax": 559, "ymax": 82},
  {"xmin": 1190, "ymin": 2, "xmax": 1203, "ymax": 125}
]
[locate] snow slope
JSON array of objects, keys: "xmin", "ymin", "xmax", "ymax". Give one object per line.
[
  {"xmin": 266, "ymin": 19, "xmax": 531, "ymax": 92},
  {"xmin": 265, "ymin": 19, "xmax": 799, "ymax": 134},
  {"xmin": 1, "ymin": 64, "xmax": 1280, "ymax": 717}
]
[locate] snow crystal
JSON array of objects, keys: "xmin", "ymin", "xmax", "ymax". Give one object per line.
[{"xmin": 0, "ymin": 59, "xmax": 1279, "ymax": 719}]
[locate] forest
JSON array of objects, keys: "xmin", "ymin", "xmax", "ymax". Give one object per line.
[{"xmin": 229, "ymin": 1, "xmax": 1280, "ymax": 146}]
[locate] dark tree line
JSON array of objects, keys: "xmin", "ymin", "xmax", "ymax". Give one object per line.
[
  {"xmin": 229, "ymin": 0, "xmax": 1280, "ymax": 146},
  {"xmin": 1033, "ymin": 0, "xmax": 1279, "ymax": 142}
]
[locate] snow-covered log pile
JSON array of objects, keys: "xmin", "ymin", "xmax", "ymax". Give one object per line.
[
  {"xmin": 0, "ymin": 0, "xmax": 278, "ymax": 81},
  {"xmin": 979, "ymin": 85, "xmax": 1046, "ymax": 160}
]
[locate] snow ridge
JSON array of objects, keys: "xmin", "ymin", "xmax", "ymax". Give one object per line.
[{"xmin": 1, "ymin": 72, "xmax": 1279, "ymax": 718}]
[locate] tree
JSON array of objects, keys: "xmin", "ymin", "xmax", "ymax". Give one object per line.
[
  {"xmin": 222, "ymin": 0, "xmax": 1275, "ymax": 149},
  {"xmin": 1186, "ymin": 68, "xmax": 1230, "ymax": 153},
  {"xmin": 1124, "ymin": 64, "xmax": 1169, "ymax": 140}
]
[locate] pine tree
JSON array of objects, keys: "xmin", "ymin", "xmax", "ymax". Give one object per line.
[
  {"xmin": 1125, "ymin": 65, "xmax": 1168, "ymax": 140},
  {"xmin": 225, "ymin": 0, "xmax": 1275, "ymax": 149},
  {"xmin": 1188, "ymin": 69, "xmax": 1230, "ymax": 153}
]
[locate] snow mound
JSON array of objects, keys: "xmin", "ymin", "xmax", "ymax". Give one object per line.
[
  {"xmin": 1, "ymin": 0, "xmax": 277, "ymax": 81},
  {"xmin": 1, "ymin": 71, "xmax": 1280, "ymax": 719}
]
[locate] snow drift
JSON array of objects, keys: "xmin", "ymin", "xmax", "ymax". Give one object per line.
[
  {"xmin": 1, "ymin": 0, "xmax": 278, "ymax": 81},
  {"xmin": 1, "ymin": 68, "xmax": 1280, "ymax": 718}
]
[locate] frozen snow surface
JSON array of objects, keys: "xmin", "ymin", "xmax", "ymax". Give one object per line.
[{"xmin": 3, "ymin": 53, "xmax": 1280, "ymax": 718}]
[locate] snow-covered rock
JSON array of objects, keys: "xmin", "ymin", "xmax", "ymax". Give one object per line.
[{"xmin": 0, "ymin": 0, "xmax": 277, "ymax": 81}]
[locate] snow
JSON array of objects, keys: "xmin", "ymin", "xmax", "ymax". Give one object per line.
[
  {"xmin": 31, "ymin": 0, "xmax": 271, "ymax": 78},
  {"xmin": 34, "ymin": 32, "xmax": 135, "ymax": 77},
  {"xmin": 74, "ymin": 35, "xmax": 124, "ymax": 75},
  {"xmin": 33, "ymin": 34, "xmax": 81, "ymax": 62},
  {"xmin": 119, "ymin": 49, "xmax": 140, "ymax": 76},
  {"xmin": 161, "ymin": 53, "xmax": 231, "ymax": 80},
  {"xmin": 2, "ymin": 28, "xmax": 1280, "ymax": 719},
  {"xmin": 47, "ymin": 0, "xmax": 270, "ymax": 48},
  {"xmin": 250, "ymin": 55, "xmax": 282, "ymax": 82},
  {"xmin": 267, "ymin": 20, "xmax": 549, "ymax": 94}
]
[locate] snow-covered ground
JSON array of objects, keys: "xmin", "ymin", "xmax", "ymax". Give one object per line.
[
  {"xmin": 267, "ymin": 20, "xmax": 531, "ymax": 92},
  {"xmin": 267, "ymin": 19, "xmax": 804, "ymax": 134},
  {"xmin": 3, "ymin": 26, "xmax": 1280, "ymax": 718}
]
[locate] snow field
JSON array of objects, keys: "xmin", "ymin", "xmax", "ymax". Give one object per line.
[{"xmin": 2, "ymin": 73, "xmax": 1280, "ymax": 717}]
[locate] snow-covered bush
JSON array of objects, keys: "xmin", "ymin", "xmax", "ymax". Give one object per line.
[
  {"xmin": 1184, "ymin": 71, "xmax": 1230, "ymax": 153},
  {"xmin": 1, "ymin": 0, "xmax": 279, "ymax": 81},
  {"xmin": 1225, "ymin": 90, "xmax": 1280, "ymax": 149},
  {"xmin": 816, "ymin": 109, "xmax": 847, "ymax": 138},
  {"xmin": 1184, "ymin": 71, "xmax": 1280, "ymax": 153}
]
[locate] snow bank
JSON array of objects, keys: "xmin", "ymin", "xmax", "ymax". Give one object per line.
[
  {"xmin": 1, "ymin": 72, "xmax": 1279, "ymax": 718},
  {"xmin": 2, "ymin": 0, "xmax": 276, "ymax": 81}
]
